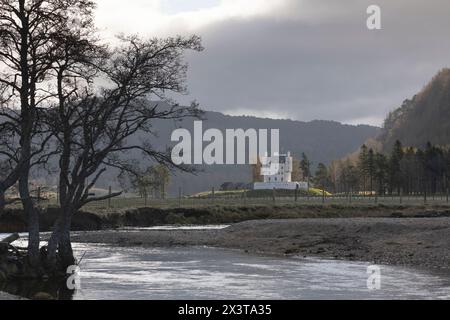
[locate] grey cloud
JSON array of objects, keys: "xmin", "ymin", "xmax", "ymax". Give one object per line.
[{"xmin": 177, "ymin": 0, "xmax": 450, "ymax": 125}]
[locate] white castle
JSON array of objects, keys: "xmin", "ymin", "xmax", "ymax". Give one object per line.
[{"xmin": 254, "ymin": 151, "xmax": 308, "ymax": 190}]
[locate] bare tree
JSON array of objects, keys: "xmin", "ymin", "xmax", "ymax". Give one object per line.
[
  {"xmin": 124, "ymin": 166, "xmax": 158, "ymax": 199},
  {"xmin": 153, "ymin": 164, "xmax": 171, "ymax": 199},
  {"xmin": 0, "ymin": 0, "xmax": 95, "ymax": 267},
  {"xmin": 45, "ymin": 34, "xmax": 203, "ymax": 271},
  {"xmin": 124, "ymin": 165, "xmax": 170, "ymax": 200}
]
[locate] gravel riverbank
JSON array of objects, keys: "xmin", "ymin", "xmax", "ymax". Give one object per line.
[{"xmin": 71, "ymin": 217, "xmax": 450, "ymax": 270}]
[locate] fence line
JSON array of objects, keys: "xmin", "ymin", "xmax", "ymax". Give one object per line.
[
  {"xmin": 5, "ymin": 188, "xmax": 450, "ymax": 211},
  {"xmin": 41, "ymin": 195, "xmax": 450, "ymax": 211}
]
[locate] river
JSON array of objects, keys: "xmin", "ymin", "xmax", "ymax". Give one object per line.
[
  {"xmin": 66, "ymin": 244, "xmax": 450, "ymax": 300},
  {"xmin": 1, "ymin": 231, "xmax": 450, "ymax": 300}
]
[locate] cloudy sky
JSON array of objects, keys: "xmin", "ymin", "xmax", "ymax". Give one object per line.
[{"xmin": 95, "ymin": 0, "xmax": 450, "ymax": 126}]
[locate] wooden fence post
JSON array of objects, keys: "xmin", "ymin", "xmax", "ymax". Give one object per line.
[
  {"xmin": 306, "ymin": 178, "xmax": 310, "ymax": 202},
  {"xmin": 144, "ymin": 190, "xmax": 148, "ymax": 207},
  {"xmin": 37, "ymin": 186, "xmax": 41, "ymax": 205},
  {"xmin": 108, "ymin": 186, "xmax": 112, "ymax": 208}
]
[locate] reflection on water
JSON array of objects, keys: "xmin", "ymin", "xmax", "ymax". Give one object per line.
[
  {"xmin": 70, "ymin": 244, "xmax": 450, "ymax": 300},
  {"xmin": 1, "ymin": 237, "xmax": 450, "ymax": 300},
  {"xmin": 120, "ymin": 225, "xmax": 230, "ymax": 231}
]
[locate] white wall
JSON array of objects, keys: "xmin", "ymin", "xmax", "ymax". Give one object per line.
[{"xmin": 254, "ymin": 181, "xmax": 308, "ymax": 190}]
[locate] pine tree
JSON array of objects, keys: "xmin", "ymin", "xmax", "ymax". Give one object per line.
[
  {"xmin": 389, "ymin": 140, "xmax": 404, "ymax": 195},
  {"xmin": 300, "ymin": 153, "xmax": 312, "ymax": 192},
  {"xmin": 358, "ymin": 144, "xmax": 369, "ymax": 195},
  {"xmin": 367, "ymin": 149, "xmax": 376, "ymax": 195},
  {"xmin": 374, "ymin": 152, "xmax": 388, "ymax": 196},
  {"xmin": 314, "ymin": 163, "xmax": 330, "ymax": 190}
]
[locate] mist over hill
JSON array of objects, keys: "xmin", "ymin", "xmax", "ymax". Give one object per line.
[{"xmin": 378, "ymin": 69, "xmax": 450, "ymax": 150}]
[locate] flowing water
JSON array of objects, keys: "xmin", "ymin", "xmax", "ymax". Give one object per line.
[
  {"xmin": 68, "ymin": 244, "xmax": 450, "ymax": 300},
  {"xmin": 1, "ymin": 231, "xmax": 450, "ymax": 300}
]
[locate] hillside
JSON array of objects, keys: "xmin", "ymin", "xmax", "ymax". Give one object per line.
[
  {"xmin": 33, "ymin": 102, "xmax": 379, "ymax": 195},
  {"xmin": 379, "ymin": 68, "xmax": 450, "ymax": 150},
  {"xmin": 97, "ymin": 105, "xmax": 379, "ymax": 195}
]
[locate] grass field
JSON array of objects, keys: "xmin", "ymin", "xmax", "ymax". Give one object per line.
[
  {"xmin": 4, "ymin": 188, "xmax": 449, "ymax": 212},
  {"xmin": 24, "ymin": 194, "xmax": 450, "ymax": 212}
]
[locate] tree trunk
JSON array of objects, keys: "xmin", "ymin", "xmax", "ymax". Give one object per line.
[
  {"xmin": 59, "ymin": 225, "xmax": 75, "ymax": 270},
  {"xmin": 57, "ymin": 204, "xmax": 75, "ymax": 270},
  {"xmin": 362, "ymin": 176, "xmax": 366, "ymax": 197},
  {"xmin": 46, "ymin": 205, "xmax": 76, "ymax": 272},
  {"xmin": 47, "ymin": 216, "xmax": 64, "ymax": 267},
  {"xmin": 0, "ymin": 191, "xmax": 5, "ymax": 216},
  {"xmin": 19, "ymin": 174, "xmax": 40, "ymax": 267}
]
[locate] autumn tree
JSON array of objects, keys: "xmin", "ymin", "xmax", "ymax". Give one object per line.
[
  {"xmin": 153, "ymin": 164, "xmax": 171, "ymax": 199},
  {"xmin": 127, "ymin": 167, "xmax": 157, "ymax": 199},
  {"xmin": 291, "ymin": 157, "xmax": 302, "ymax": 182},
  {"xmin": 339, "ymin": 160, "xmax": 359, "ymax": 195},
  {"xmin": 251, "ymin": 156, "xmax": 263, "ymax": 182}
]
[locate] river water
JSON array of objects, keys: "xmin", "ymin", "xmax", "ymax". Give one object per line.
[
  {"xmin": 1, "ymin": 232, "xmax": 450, "ymax": 300},
  {"xmin": 71, "ymin": 244, "xmax": 450, "ymax": 300}
]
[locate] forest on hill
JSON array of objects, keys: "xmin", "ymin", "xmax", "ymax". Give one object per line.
[
  {"xmin": 309, "ymin": 69, "xmax": 450, "ymax": 196},
  {"xmin": 379, "ymin": 68, "xmax": 450, "ymax": 150}
]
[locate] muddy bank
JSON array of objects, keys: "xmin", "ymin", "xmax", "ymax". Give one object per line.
[
  {"xmin": 0, "ymin": 208, "xmax": 102, "ymax": 233},
  {"xmin": 71, "ymin": 217, "xmax": 450, "ymax": 270},
  {"xmin": 2, "ymin": 204, "xmax": 450, "ymax": 233}
]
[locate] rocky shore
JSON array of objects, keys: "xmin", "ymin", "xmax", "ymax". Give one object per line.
[{"xmin": 71, "ymin": 217, "xmax": 450, "ymax": 270}]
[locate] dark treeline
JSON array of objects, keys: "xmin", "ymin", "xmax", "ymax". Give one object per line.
[{"xmin": 305, "ymin": 141, "xmax": 450, "ymax": 198}]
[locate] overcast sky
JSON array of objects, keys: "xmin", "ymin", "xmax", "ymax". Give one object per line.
[{"xmin": 95, "ymin": 0, "xmax": 450, "ymax": 126}]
